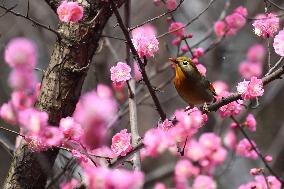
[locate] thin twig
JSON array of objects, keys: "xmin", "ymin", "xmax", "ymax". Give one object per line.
[
  {"xmin": 110, "ymin": 0, "xmax": 167, "ymax": 121},
  {"xmin": 0, "ymin": 4, "xmax": 59, "ymax": 37},
  {"xmin": 231, "ymin": 116, "xmax": 284, "ymax": 186}
]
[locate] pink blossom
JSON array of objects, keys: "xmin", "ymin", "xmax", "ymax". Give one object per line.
[
  {"xmin": 214, "ymin": 21, "xmax": 227, "ymax": 37},
  {"xmin": 252, "ymin": 13, "xmax": 279, "ymax": 38},
  {"xmin": 59, "ymin": 117, "xmax": 83, "ymax": 141},
  {"xmin": 196, "ymin": 64, "xmax": 206, "ymax": 76},
  {"xmin": 192, "ymin": 175, "xmax": 217, "ymax": 189},
  {"xmin": 246, "ymin": 44, "xmax": 266, "ymax": 62},
  {"xmin": 225, "ymin": 13, "xmax": 246, "ymax": 30},
  {"xmin": 211, "ymin": 147, "xmax": 227, "ymax": 164},
  {"xmin": 9, "ymin": 69, "xmax": 37, "ymax": 91},
  {"xmin": 193, "ymin": 48, "xmax": 204, "ymax": 58},
  {"xmin": 199, "ymin": 133, "xmax": 221, "ymax": 152},
  {"xmin": 186, "ymin": 140, "xmax": 206, "ymax": 161},
  {"xmin": 109, "ymin": 169, "xmax": 144, "ymax": 189},
  {"xmin": 18, "ymin": 108, "xmax": 48, "ymax": 135},
  {"xmin": 133, "ymin": 61, "xmax": 142, "ymax": 81},
  {"xmin": 11, "ymin": 91, "xmax": 35, "ymax": 110},
  {"xmin": 255, "ymin": 175, "xmax": 281, "ymax": 189},
  {"xmin": 212, "ymin": 81, "xmax": 228, "ymax": 95},
  {"xmin": 153, "ymin": 0, "xmax": 161, "ymax": 6},
  {"xmin": 132, "ymin": 31, "xmax": 159, "ymax": 58},
  {"xmin": 236, "ymin": 138, "xmax": 258, "ymax": 159},
  {"xmin": 218, "ymin": 95, "xmax": 243, "ymax": 118},
  {"xmin": 60, "ymin": 179, "xmax": 79, "ymax": 189},
  {"xmin": 181, "ymin": 45, "xmax": 188, "ymax": 53},
  {"xmin": 111, "ymin": 129, "xmax": 132, "ymax": 156},
  {"xmin": 158, "ymin": 119, "xmax": 174, "ymax": 131},
  {"xmin": 166, "ymin": 0, "xmax": 177, "ymax": 11},
  {"xmin": 43, "ymin": 126, "xmax": 64, "ymax": 147},
  {"xmin": 244, "ymin": 114, "xmax": 257, "ymax": 132},
  {"xmin": 71, "ymin": 149, "xmax": 89, "ymax": 163},
  {"xmin": 0, "ymin": 102, "xmax": 17, "ymax": 125},
  {"xmin": 97, "ymin": 84, "xmax": 113, "ymax": 98},
  {"xmin": 110, "ymin": 62, "xmax": 131, "ymax": 85},
  {"xmin": 154, "ymin": 183, "xmax": 167, "ymax": 189},
  {"xmin": 223, "ymin": 129, "xmax": 237, "ymax": 150},
  {"xmin": 84, "ymin": 167, "xmax": 144, "ymax": 189},
  {"xmin": 57, "ymin": 0, "xmax": 84, "ymax": 23},
  {"xmin": 237, "ymin": 77, "xmax": 264, "ymax": 100},
  {"xmin": 273, "ymin": 28, "xmax": 284, "ymax": 56},
  {"xmin": 239, "ymin": 61, "xmax": 262, "ymax": 79},
  {"xmin": 175, "ymin": 159, "xmax": 199, "ymax": 179},
  {"xmin": 234, "ymin": 6, "xmax": 248, "ymax": 17},
  {"xmin": 143, "ymin": 128, "xmax": 175, "ymax": 157},
  {"xmin": 132, "ymin": 24, "xmax": 157, "ymax": 37},
  {"xmin": 4, "ymin": 38, "xmax": 37, "ymax": 69},
  {"xmin": 250, "ymin": 168, "xmax": 262, "ymax": 176},
  {"xmin": 265, "ymin": 155, "xmax": 273, "ymax": 162},
  {"xmin": 168, "ymin": 22, "xmax": 185, "ymax": 37},
  {"xmin": 171, "ymin": 38, "xmax": 181, "ymax": 46}
]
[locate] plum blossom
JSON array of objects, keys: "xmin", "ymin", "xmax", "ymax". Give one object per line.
[
  {"xmin": 223, "ymin": 129, "xmax": 237, "ymax": 150},
  {"xmin": 265, "ymin": 155, "xmax": 273, "ymax": 162},
  {"xmin": 196, "ymin": 64, "xmax": 206, "ymax": 76},
  {"xmin": 236, "ymin": 138, "xmax": 258, "ymax": 159},
  {"xmin": 59, "ymin": 117, "xmax": 83, "ymax": 141},
  {"xmin": 273, "ymin": 28, "xmax": 284, "ymax": 56},
  {"xmin": 132, "ymin": 25, "xmax": 159, "ymax": 58},
  {"xmin": 166, "ymin": 0, "xmax": 177, "ymax": 10},
  {"xmin": 192, "ymin": 175, "xmax": 217, "ymax": 189},
  {"xmin": 110, "ymin": 62, "xmax": 131, "ymax": 86},
  {"xmin": 11, "ymin": 91, "xmax": 35, "ymax": 110},
  {"xmin": 175, "ymin": 159, "xmax": 199, "ymax": 179},
  {"xmin": 214, "ymin": 21, "xmax": 227, "ymax": 37},
  {"xmin": 133, "ymin": 61, "xmax": 142, "ymax": 81},
  {"xmin": 111, "ymin": 129, "xmax": 132, "ymax": 156},
  {"xmin": 132, "ymin": 24, "xmax": 157, "ymax": 36},
  {"xmin": 84, "ymin": 167, "xmax": 144, "ymax": 189},
  {"xmin": 239, "ymin": 175, "xmax": 281, "ymax": 189},
  {"xmin": 218, "ymin": 92, "xmax": 243, "ymax": 118},
  {"xmin": 0, "ymin": 102, "xmax": 17, "ymax": 125},
  {"xmin": 43, "ymin": 126, "xmax": 64, "ymax": 147},
  {"xmin": 4, "ymin": 38, "xmax": 37, "ymax": 69},
  {"xmin": 237, "ymin": 77, "xmax": 264, "ymax": 100},
  {"xmin": 158, "ymin": 119, "xmax": 174, "ymax": 131},
  {"xmin": 252, "ymin": 13, "xmax": 279, "ymax": 38},
  {"xmin": 73, "ymin": 89, "xmax": 117, "ymax": 148},
  {"xmin": 243, "ymin": 114, "xmax": 257, "ymax": 132},
  {"xmin": 212, "ymin": 80, "xmax": 228, "ymax": 95},
  {"xmin": 246, "ymin": 44, "xmax": 266, "ymax": 63},
  {"xmin": 71, "ymin": 149, "xmax": 89, "ymax": 163},
  {"xmin": 8, "ymin": 69, "xmax": 37, "ymax": 92},
  {"xmin": 239, "ymin": 61, "xmax": 262, "ymax": 79},
  {"xmin": 57, "ymin": 0, "xmax": 84, "ymax": 23},
  {"xmin": 168, "ymin": 22, "xmax": 185, "ymax": 37}
]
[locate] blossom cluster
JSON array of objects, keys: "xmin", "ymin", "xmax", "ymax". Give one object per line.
[
  {"xmin": 252, "ymin": 13, "xmax": 279, "ymax": 38},
  {"xmin": 214, "ymin": 6, "xmax": 248, "ymax": 37},
  {"xmin": 238, "ymin": 175, "xmax": 281, "ymax": 189},
  {"xmin": 131, "ymin": 24, "xmax": 159, "ymax": 58},
  {"xmin": 57, "ymin": 0, "xmax": 84, "ymax": 23}
]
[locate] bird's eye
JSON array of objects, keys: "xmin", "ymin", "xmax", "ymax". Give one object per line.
[{"xmin": 182, "ymin": 61, "xmax": 188, "ymax": 65}]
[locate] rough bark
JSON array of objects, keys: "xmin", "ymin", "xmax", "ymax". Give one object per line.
[{"xmin": 3, "ymin": 0, "xmax": 125, "ymax": 188}]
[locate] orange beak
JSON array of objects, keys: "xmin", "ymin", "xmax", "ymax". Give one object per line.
[{"xmin": 169, "ymin": 57, "xmax": 178, "ymax": 64}]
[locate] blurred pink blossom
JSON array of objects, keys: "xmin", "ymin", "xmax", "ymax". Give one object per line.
[
  {"xmin": 4, "ymin": 38, "xmax": 37, "ymax": 69},
  {"xmin": 111, "ymin": 129, "xmax": 132, "ymax": 156},
  {"xmin": 196, "ymin": 64, "xmax": 206, "ymax": 76},
  {"xmin": 234, "ymin": 6, "xmax": 248, "ymax": 17},
  {"xmin": 97, "ymin": 84, "xmax": 113, "ymax": 98},
  {"xmin": 43, "ymin": 126, "xmax": 64, "ymax": 147},
  {"xmin": 181, "ymin": 45, "xmax": 188, "ymax": 53},
  {"xmin": 166, "ymin": 0, "xmax": 177, "ymax": 10},
  {"xmin": 11, "ymin": 91, "xmax": 35, "ymax": 110},
  {"xmin": 193, "ymin": 48, "xmax": 204, "ymax": 58},
  {"xmin": 214, "ymin": 21, "xmax": 227, "ymax": 37},
  {"xmin": 0, "ymin": 102, "xmax": 17, "ymax": 125},
  {"xmin": 223, "ymin": 129, "xmax": 237, "ymax": 150},
  {"xmin": 246, "ymin": 44, "xmax": 266, "ymax": 62},
  {"xmin": 255, "ymin": 175, "xmax": 281, "ymax": 189},
  {"xmin": 252, "ymin": 13, "xmax": 279, "ymax": 38},
  {"xmin": 212, "ymin": 80, "xmax": 229, "ymax": 95},
  {"xmin": 175, "ymin": 159, "xmax": 199, "ymax": 179},
  {"xmin": 239, "ymin": 61, "xmax": 262, "ymax": 79},
  {"xmin": 133, "ymin": 61, "xmax": 142, "ymax": 81},
  {"xmin": 225, "ymin": 13, "xmax": 246, "ymax": 30},
  {"xmin": 236, "ymin": 138, "xmax": 258, "ymax": 159},
  {"xmin": 244, "ymin": 114, "xmax": 257, "ymax": 132},
  {"xmin": 8, "ymin": 69, "xmax": 37, "ymax": 91},
  {"xmin": 59, "ymin": 117, "xmax": 83, "ymax": 141},
  {"xmin": 158, "ymin": 119, "xmax": 174, "ymax": 131},
  {"xmin": 192, "ymin": 175, "xmax": 217, "ymax": 189},
  {"xmin": 218, "ymin": 92, "xmax": 243, "ymax": 118},
  {"xmin": 71, "ymin": 149, "xmax": 89, "ymax": 163},
  {"xmin": 168, "ymin": 22, "xmax": 185, "ymax": 37},
  {"xmin": 273, "ymin": 28, "xmax": 284, "ymax": 56},
  {"xmin": 132, "ymin": 24, "xmax": 157, "ymax": 36},
  {"xmin": 57, "ymin": 0, "xmax": 84, "ymax": 23},
  {"xmin": 265, "ymin": 155, "xmax": 273, "ymax": 162}
]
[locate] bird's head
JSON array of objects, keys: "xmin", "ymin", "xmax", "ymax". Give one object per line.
[{"xmin": 169, "ymin": 57, "xmax": 197, "ymax": 74}]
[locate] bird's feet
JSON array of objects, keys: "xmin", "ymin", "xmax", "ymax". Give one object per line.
[{"xmin": 202, "ymin": 103, "xmax": 210, "ymax": 113}]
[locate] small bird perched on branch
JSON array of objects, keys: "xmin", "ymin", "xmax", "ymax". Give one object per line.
[{"xmin": 169, "ymin": 57, "xmax": 216, "ymax": 108}]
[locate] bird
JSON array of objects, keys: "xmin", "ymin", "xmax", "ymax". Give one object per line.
[{"xmin": 169, "ymin": 56, "xmax": 216, "ymax": 108}]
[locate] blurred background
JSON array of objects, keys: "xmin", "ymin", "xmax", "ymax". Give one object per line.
[{"xmin": 0, "ymin": 0, "xmax": 284, "ymax": 188}]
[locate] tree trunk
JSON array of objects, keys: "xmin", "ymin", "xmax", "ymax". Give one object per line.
[{"xmin": 3, "ymin": 1, "xmax": 125, "ymax": 188}]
